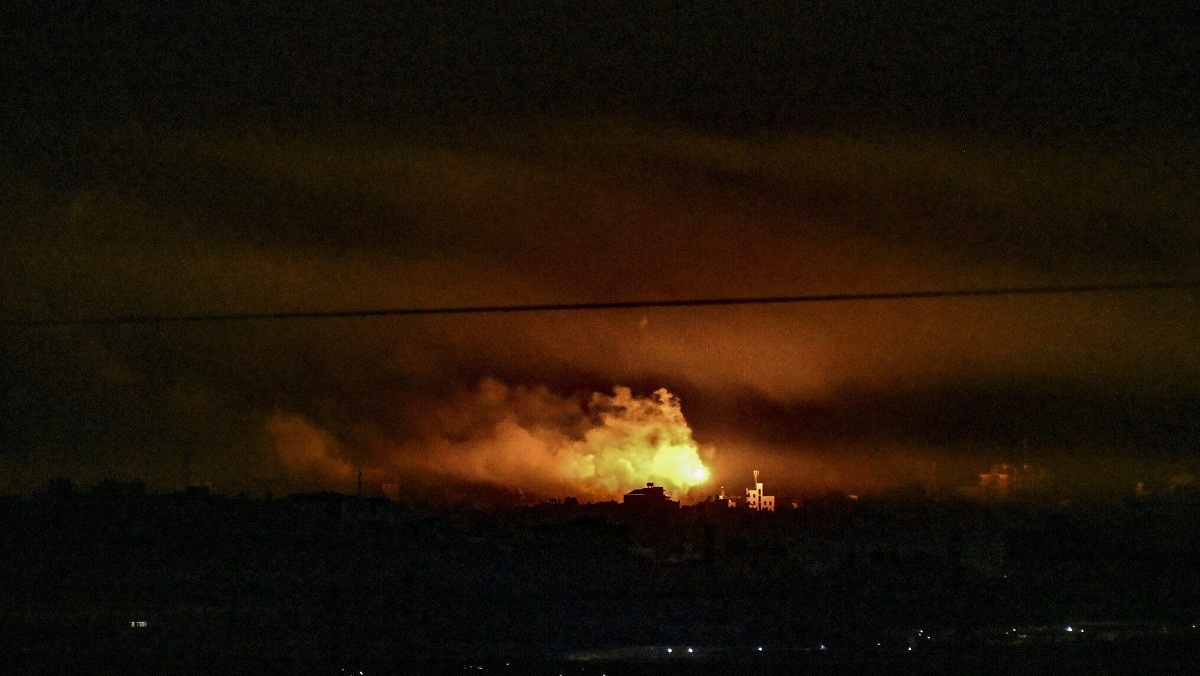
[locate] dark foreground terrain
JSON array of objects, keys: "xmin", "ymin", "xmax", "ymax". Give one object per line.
[{"xmin": 3, "ymin": 483, "xmax": 1199, "ymax": 674}]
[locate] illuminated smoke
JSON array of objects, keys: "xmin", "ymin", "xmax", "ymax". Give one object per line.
[
  {"xmin": 264, "ymin": 380, "xmax": 713, "ymax": 501},
  {"xmin": 265, "ymin": 412, "xmax": 356, "ymax": 490},
  {"xmin": 414, "ymin": 379, "xmax": 713, "ymax": 501}
]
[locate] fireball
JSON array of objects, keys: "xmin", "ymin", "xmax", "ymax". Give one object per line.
[
  {"xmin": 359, "ymin": 380, "xmax": 715, "ymax": 503},
  {"xmin": 564, "ymin": 386, "xmax": 712, "ymax": 499}
]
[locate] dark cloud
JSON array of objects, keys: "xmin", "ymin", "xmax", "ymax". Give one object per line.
[{"xmin": 7, "ymin": 1, "xmax": 1198, "ymax": 136}]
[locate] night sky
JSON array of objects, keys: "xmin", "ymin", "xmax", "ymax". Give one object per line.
[{"xmin": 3, "ymin": 1, "xmax": 1199, "ymax": 499}]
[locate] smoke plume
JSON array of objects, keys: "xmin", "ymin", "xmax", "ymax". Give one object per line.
[
  {"xmin": 265, "ymin": 379, "xmax": 714, "ymax": 502},
  {"xmin": 419, "ymin": 379, "xmax": 713, "ymax": 501},
  {"xmin": 264, "ymin": 412, "xmax": 357, "ymax": 491}
]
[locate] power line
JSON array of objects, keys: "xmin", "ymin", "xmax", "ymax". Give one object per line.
[{"xmin": 3, "ymin": 278, "xmax": 1199, "ymax": 327}]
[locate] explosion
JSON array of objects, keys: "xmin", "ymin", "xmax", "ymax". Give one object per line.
[
  {"xmin": 425, "ymin": 380, "xmax": 714, "ymax": 501},
  {"xmin": 562, "ymin": 385, "xmax": 712, "ymax": 498},
  {"xmin": 266, "ymin": 380, "xmax": 714, "ymax": 502}
]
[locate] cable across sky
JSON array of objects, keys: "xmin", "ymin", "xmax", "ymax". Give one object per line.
[{"xmin": 3, "ymin": 278, "xmax": 1199, "ymax": 327}]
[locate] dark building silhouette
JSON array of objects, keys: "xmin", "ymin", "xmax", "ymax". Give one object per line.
[{"xmin": 622, "ymin": 482, "xmax": 679, "ymax": 510}]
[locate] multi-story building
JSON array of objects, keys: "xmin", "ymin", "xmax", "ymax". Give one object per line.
[{"xmin": 745, "ymin": 470, "xmax": 775, "ymax": 511}]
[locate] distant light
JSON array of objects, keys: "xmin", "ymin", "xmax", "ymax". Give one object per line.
[
  {"xmin": 819, "ymin": 644, "xmax": 826, "ymax": 651},
  {"xmin": 757, "ymin": 646, "xmax": 763, "ymax": 651},
  {"xmin": 917, "ymin": 629, "xmax": 923, "ymax": 634},
  {"xmin": 907, "ymin": 646, "xmax": 912, "ymax": 651},
  {"xmin": 666, "ymin": 648, "xmax": 672, "ymax": 653},
  {"xmin": 687, "ymin": 647, "xmax": 693, "ymax": 653},
  {"xmin": 1066, "ymin": 626, "xmax": 1073, "ymax": 632}
]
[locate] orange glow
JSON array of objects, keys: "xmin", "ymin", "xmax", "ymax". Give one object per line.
[
  {"xmin": 424, "ymin": 381, "xmax": 714, "ymax": 501},
  {"xmin": 268, "ymin": 382, "xmax": 713, "ymax": 502},
  {"xmin": 556, "ymin": 387, "xmax": 712, "ymax": 500}
]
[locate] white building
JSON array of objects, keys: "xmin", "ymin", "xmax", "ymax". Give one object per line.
[{"xmin": 745, "ymin": 470, "xmax": 775, "ymax": 511}]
